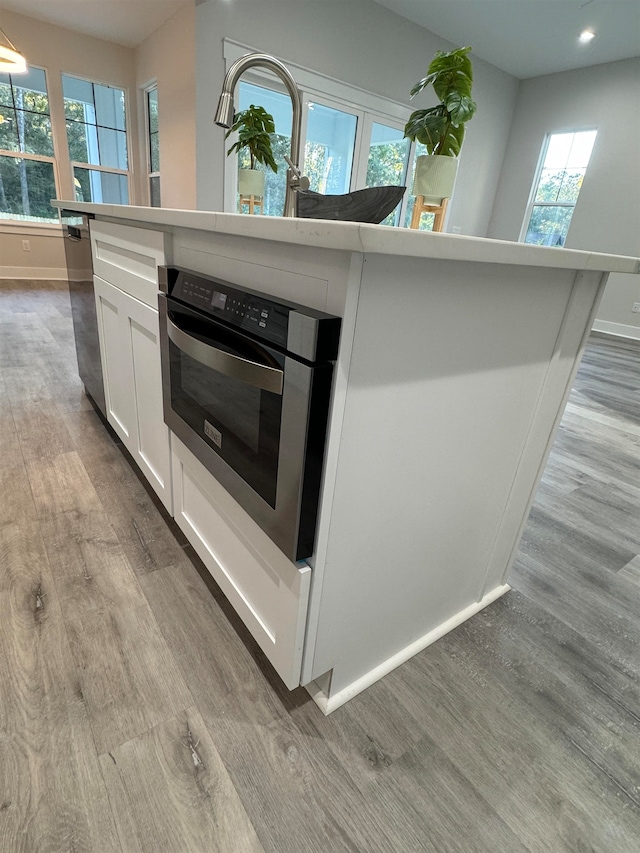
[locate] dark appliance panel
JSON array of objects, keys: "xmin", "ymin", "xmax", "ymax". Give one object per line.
[
  {"xmin": 61, "ymin": 210, "xmax": 106, "ymax": 416},
  {"xmin": 159, "ymin": 266, "xmax": 341, "ymax": 562}
]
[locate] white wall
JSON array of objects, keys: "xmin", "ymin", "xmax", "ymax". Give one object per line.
[
  {"xmin": 135, "ymin": 3, "xmax": 197, "ymax": 210},
  {"xmin": 0, "ymin": 224, "xmax": 66, "ymax": 280},
  {"xmin": 0, "ymin": 8, "xmax": 138, "ymax": 278},
  {"xmin": 488, "ymin": 57, "xmax": 640, "ymax": 338},
  {"xmin": 194, "ymin": 0, "xmax": 518, "ymax": 236}
]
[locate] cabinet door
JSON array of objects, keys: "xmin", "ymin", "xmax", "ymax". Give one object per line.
[
  {"xmin": 94, "ymin": 275, "xmax": 135, "ymax": 444},
  {"xmin": 94, "ymin": 275, "xmax": 172, "ymax": 512},
  {"xmin": 124, "ymin": 290, "xmax": 172, "ymax": 511}
]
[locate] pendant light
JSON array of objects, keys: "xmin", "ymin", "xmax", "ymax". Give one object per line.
[{"xmin": 0, "ymin": 26, "xmax": 27, "ymax": 74}]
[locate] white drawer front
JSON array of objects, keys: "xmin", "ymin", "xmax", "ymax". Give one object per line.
[
  {"xmin": 90, "ymin": 220, "xmax": 170, "ymax": 308},
  {"xmin": 171, "ymin": 436, "xmax": 310, "ymax": 690}
]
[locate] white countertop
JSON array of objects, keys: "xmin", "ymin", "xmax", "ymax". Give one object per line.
[{"xmin": 53, "ymin": 200, "xmax": 640, "ymax": 275}]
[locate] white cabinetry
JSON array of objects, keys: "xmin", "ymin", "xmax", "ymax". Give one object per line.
[{"xmin": 91, "ymin": 222, "xmax": 172, "ymax": 511}]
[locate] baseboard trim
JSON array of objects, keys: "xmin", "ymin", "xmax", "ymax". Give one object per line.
[
  {"xmin": 0, "ymin": 266, "xmax": 67, "ymax": 281},
  {"xmin": 592, "ymin": 320, "xmax": 640, "ymax": 341},
  {"xmin": 305, "ymin": 583, "xmax": 511, "ymax": 715}
]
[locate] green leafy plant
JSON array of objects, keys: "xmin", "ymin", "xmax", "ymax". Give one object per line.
[
  {"xmin": 404, "ymin": 46, "xmax": 477, "ymax": 157},
  {"xmin": 225, "ymin": 104, "xmax": 278, "ymax": 173}
]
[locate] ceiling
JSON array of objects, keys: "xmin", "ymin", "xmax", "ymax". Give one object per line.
[
  {"xmin": 1, "ymin": 0, "xmax": 638, "ymax": 77},
  {"xmin": 0, "ymin": 0, "xmax": 189, "ymax": 49},
  {"xmin": 373, "ymin": 0, "xmax": 640, "ymax": 78}
]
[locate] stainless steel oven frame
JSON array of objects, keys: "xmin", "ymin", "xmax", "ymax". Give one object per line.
[{"xmin": 158, "ymin": 282, "xmax": 338, "ymax": 563}]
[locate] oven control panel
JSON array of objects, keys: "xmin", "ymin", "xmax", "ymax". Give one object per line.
[
  {"xmin": 161, "ymin": 266, "xmax": 341, "ymax": 361},
  {"xmin": 173, "ymin": 270, "xmax": 288, "ymax": 347}
]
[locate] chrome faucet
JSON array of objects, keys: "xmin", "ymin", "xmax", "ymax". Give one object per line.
[{"xmin": 214, "ymin": 53, "xmax": 308, "ymax": 218}]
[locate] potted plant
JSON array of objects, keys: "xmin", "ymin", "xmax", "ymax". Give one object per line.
[
  {"xmin": 225, "ymin": 104, "xmax": 278, "ymax": 200},
  {"xmin": 404, "ymin": 46, "xmax": 477, "ymax": 205}
]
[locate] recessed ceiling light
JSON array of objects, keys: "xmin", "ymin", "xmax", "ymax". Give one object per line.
[{"xmin": 579, "ymin": 29, "xmax": 596, "ymax": 43}]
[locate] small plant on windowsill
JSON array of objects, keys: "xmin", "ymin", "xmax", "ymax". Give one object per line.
[{"xmin": 225, "ymin": 104, "xmax": 278, "ymax": 202}]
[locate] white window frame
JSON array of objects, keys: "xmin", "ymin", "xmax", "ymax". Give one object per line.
[
  {"xmin": 519, "ymin": 128, "xmax": 597, "ymax": 245},
  {"xmin": 222, "ymin": 39, "xmax": 419, "ymax": 225},
  {"xmin": 0, "ymin": 64, "xmax": 61, "ymax": 223},
  {"xmin": 61, "ymin": 71, "xmax": 132, "ymax": 205}
]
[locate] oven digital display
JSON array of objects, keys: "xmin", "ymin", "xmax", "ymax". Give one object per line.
[
  {"xmin": 181, "ymin": 277, "xmax": 212, "ymax": 307},
  {"xmin": 212, "ymin": 290, "xmax": 227, "ymax": 311}
]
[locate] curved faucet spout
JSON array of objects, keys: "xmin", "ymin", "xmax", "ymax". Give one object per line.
[{"xmin": 215, "ymin": 53, "xmax": 304, "ymax": 218}]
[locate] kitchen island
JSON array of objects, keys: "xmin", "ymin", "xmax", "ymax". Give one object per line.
[{"xmin": 54, "ymin": 200, "xmax": 640, "ymax": 712}]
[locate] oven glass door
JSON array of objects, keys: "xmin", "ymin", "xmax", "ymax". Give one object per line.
[{"xmin": 166, "ymin": 300, "xmax": 286, "ymax": 507}]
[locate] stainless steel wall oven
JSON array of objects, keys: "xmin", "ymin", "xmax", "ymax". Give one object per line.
[{"xmin": 158, "ymin": 266, "xmax": 341, "ymax": 562}]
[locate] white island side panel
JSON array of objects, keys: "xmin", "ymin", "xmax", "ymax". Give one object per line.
[{"xmin": 303, "ymin": 254, "xmax": 601, "ymax": 695}]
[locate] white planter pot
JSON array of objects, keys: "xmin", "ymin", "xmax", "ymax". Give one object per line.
[
  {"xmin": 411, "ymin": 155, "xmax": 459, "ymax": 205},
  {"xmin": 238, "ymin": 169, "xmax": 265, "ymax": 198}
]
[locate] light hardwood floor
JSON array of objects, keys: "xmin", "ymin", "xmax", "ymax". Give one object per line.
[{"xmin": 1, "ymin": 279, "xmax": 639, "ymax": 853}]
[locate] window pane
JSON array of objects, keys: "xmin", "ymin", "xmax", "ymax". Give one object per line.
[
  {"xmin": 74, "ymin": 167, "xmax": 128, "ymax": 204},
  {"xmin": 147, "ymin": 87, "xmax": 160, "ymax": 174},
  {"xmin": 149, "ymin": 175, "xmax": 161, "ymax": 207},
  {"xmin": 97, "ymin": 126, "xmax": 128, "ymax": 169},
  {"xmin": 237, "ymin": 81, "xmax": 291, "ymax": 217},
  {"xmin": 0, "ymin": 73, "xmax": 12, "ymax": 107},
  {"xmin": 535, "ymin": 168, "xmax": 586, "ymax": 204},
  {"xmin": 62, "ymin": 75, "xmax": 95, "ymax": 120},
  {"xmin": 305, "ymin": 101, "xmax": 357, "ymax": 194},
  {"xmin": 366, "ymin": 122, "xmax": 409, "ymax": 226},
  {"xmin": 63, "ymin": 74, "xmax": 128, "ymax": 171},
  {"xmin": 543, "ymin": 130, "xmax": 596, "ymax": 170},
  {"xmin": 150, "ymin": 132, "xmax": 160, "ymax": 173},
  {"xmin": 66, "ymin": 119, "xmax": 98, "ymax": 163},
  {"xmin": 94, "ymin": 83, "xmax": 126, "ymax": 131},
  {"xmin": 543, "ymin": 133, "xmax": 574, "ymax": 169},
  {"xmin": 566, "ymin": 131, "xmax": 597, "ymax": 168},
  {"xmin": 523, "ymin": 130, "xmax": 596, "ymax": 245},
  {"xmin": 0, "ymin": 69, "xmax": 53, "ymax": 156},
  {"xmin": 0, "ymin": 156, "xmax": 57, "ymax": 220},
  {"xmin": 20, "ymin": 111, "xmax": 54, "ymax": 156},
  {"xmin": 148, "ymin": 88, "xmax": 159, "ymax": 134},
  {"xmin": 0, "ymin": 109, "xmax": 19, "ymax": 150},
  {"xmin": 12, "ymin": 68, "xmax": 49, "ymax": 113},
  {"xmin": 524, "ymin": 205, "xmax": 574, "ymax": 247}
]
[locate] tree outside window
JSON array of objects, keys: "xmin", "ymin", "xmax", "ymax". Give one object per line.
[
  {"xmin": 522, "ymin": 130, "xmax": 597, "ymax": 247},
  {"xmin": 0, "ymin": 67, "xmax": 58, "ymax": 221}
]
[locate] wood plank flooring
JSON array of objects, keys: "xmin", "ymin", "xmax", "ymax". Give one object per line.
[{"xmin": 1, "ymin": 278, "xmax": 639, "ymax": 853}]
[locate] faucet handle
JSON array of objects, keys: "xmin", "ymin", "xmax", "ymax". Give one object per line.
[{"xmin": 284, "ymin": 155, "xmax": 310, "ymax": 192}]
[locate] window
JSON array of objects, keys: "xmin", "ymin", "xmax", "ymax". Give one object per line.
[
  {"xmin": 62, "ymin": 73, "xmax": 129, "ymax": 204},
  {"xmin": 305, "ymin": 100, "xmax": 358, "ymax": 195},
  {"xmin": 237, "ymin": 81, "xmax": 292, "ymax": 217},
  {"xmin": 146, "ymin": 86, "xmax": 160, "ymax": 206},
  {"xmin": 522, "ymin": 130, "xmax": 597, "ymax": 247},
  {"xmin": 366, "ymin": 122, "xmax": 411, "ymax": 226},
  {"xmin": 0, "ymin": 67, "xmax": 58, "ymax": 221},
  {"xmin": 233, "ymin": 78, "xmax": 416, "ymax": 225}
]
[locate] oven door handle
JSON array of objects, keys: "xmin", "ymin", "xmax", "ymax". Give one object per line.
[{"xmin": 166, "ymin": 315, "xmax": 284, "ymax": 395}]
